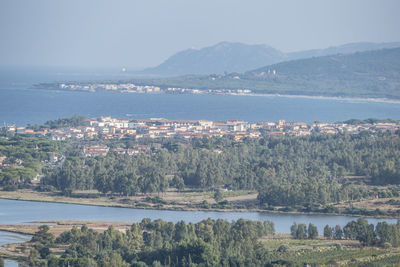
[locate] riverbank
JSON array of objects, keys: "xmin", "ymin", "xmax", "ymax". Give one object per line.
[
  {"xmin": 0, "ymin": 220, "xmax": 133, "ymax": 236},
  {"xmin": 1, "ymin": 189, "xmax": 399, "ymax": 219},
  {"xmin": 0, "ymin": 221, "xmax": 137, "ymax": 265}
]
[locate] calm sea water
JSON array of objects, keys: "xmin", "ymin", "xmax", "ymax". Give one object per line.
[
  {"xmin": 1, "ymin": 67, "xmax": 400, "ymax": 125},
  {"xmin": 1, "ymin": 88, "xmax": 400, "ymax": 126}
]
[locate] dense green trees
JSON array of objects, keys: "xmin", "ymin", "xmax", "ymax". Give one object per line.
[
  {"xmin": 290, "ymin": 223, "xmax": 318, "ymax": 239},
  {"xmin": 25, "ymin": 218, "xmax": 400, "ymax": 266},
  {"xmin": 43, "ymin": 115, "xmax": 87, "ymax": 129},
  {"xmin": 323, "ymin": 225, "xmax": 333, "ymax": 239},
  {"xmin": 38, "ymin": 132, "xmax": 400, "ymax": 208},
  {"xmin": 0, "ymin": 136, "xmax": 58, "ymax": 187},
  {"xmin": 334, "ymin": 225, "xmax": 343, "ymax": 240},
  {"xmin": 325, "ymin": 218, "xmax": 400, "ymax": 247},
  {"xmin": 29, "ymin": 218, "xmax": 275, "ymax": 266},
  {"xmin": 4, "ymin": 131, "xmax": 400, "ymax": 211}
]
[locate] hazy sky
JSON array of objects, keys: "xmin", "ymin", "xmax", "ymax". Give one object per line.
[{"xmin": 1, "ymin": 0, "xmax": 399, "ymax": 69}]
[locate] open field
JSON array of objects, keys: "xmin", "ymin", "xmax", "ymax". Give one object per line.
[
  {"xmin": 335, "ymin": 197, "xmax": 400, "ymax": 213},
  {"xmin": 261, "ymin": 236, "xmax": 400, "ymax": 266}
]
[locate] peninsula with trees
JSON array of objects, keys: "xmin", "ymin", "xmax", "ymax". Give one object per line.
[{"xmin": 34, "ymin": 43, "xmax": 400, "ymax": 101}]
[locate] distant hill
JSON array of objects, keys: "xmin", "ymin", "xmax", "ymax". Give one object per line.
[
  {"xmin": 142, "ymin": 42, "xmax": 285, "ymax": 75},
  {"xmin": 142, "ymin": 41, "xmax": 400, "ymax": 76},
  {"xmin": 133, "ymin": 47, "xmax": 400, "ymax": 99},
  {"xmin": 286, "ymin": 42, "xmax": 400, "ymax": 61},
  {"xmin": 249, "ymin": 46, "xmax": 400, "ymax": 76},
  {"xmin": 242, "ymin": 47, "xmax": 400, "ymax": 98}
]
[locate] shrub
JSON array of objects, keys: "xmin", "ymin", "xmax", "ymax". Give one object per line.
[{"xmin": 277, "ymin": 244, "xmax": 290, "ymax": 253}]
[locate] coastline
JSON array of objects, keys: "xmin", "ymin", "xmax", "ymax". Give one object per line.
[
  {"xmin": 27, "ymin": 86, "xmax": 400, "ymax": 104},
  {"xmin": 243, "ymin": 92, "xmax": 400, "ymax": 104}
]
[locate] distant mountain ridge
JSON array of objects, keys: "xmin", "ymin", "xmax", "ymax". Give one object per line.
[
  {"xmin": 133, "ymin": 47, "xmax": 400, "ymax": 99},
  {"xmin": 249, "ymin": 46, "xmax": 400, "ymax": 77},
  {"xmin": 286, "ymin": 42, "xmax": 400, "ymax": 61},
  {"xmin": 143, "ymin": 42, "xmax": 284, "ymax": 75},
  {"xmin": 142, "ymin": 41, "xmax": 400, "ymax": 76}
]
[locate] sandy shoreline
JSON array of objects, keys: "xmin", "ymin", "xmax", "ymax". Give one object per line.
[{"xmin": 26, "ymin": 87, "xmax": 400, "ymax": 104}]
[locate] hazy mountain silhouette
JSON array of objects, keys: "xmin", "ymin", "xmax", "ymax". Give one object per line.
[{"xmin": 142, "ymin": 41, "xmax": 400, "ymax": 76}]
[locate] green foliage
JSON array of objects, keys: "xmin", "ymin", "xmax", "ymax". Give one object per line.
[
  {"xmin": 328, "ymin": 218, "xmax": 400, "ymax": 247},
  {"xmin": 38, "ymin": 218, "xmax": 275, "ymax": 266},
  {"xmin": 290, "ymin": 223, "xmax": 318, "ymax": 240},
  {"xmin": 324, "ymin": 225, "xmax": 333, "ymax": 239},
  {"xmin": 277, "ymin": 244, "xmax": 290, "ymax": 253},
  {"xmin": 308, "ymin": 223, "xmax": 318, "ymax": 239},
  {"xmin": 290, "ymin": 223, "xmax": 307, "ymax": 239},
  {"xmin": 213, "ymin": 189, "xmax": 224, "ymax": 202},
  {"xmin": 43, "ymin": 115, "xmax": 87, "ymax": 129},
  {"xmin": 0, "ymin": 136, "xmax": 58, "ymax": 187},
  {"xmin": 25, "ymin": 218, "xmax": 400, "ymax": 267},
  {"xmin": 31, "ymin": 225, "xmax": 55, "ymax": 247},
  {"xmin": 41, "ymin": 133, "xmax": 400, "ymax": 210},
  {"xmin": 334, "ymin": 225, "xmax": 343, "ymax": 240}
]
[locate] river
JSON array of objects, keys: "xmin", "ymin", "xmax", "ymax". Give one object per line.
[
  {"xmin": 0, "ymin": 198, "xmax": 398, "ymax": 266},
  {"xmin": 0, "ymin": 198, "xmax": 397, "ymax": 234}
]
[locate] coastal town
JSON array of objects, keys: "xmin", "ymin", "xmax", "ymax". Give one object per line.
[
  {"xmin": 1, "ymin": 116, "xmax": 399, "ymax": 169},
  {"xmin": 3, "ymin": 116, "xmax": 399, "ymax": 143},
  {"xmin": 36, "ymin": 81, "xmax": 253, "ymax": 95}
]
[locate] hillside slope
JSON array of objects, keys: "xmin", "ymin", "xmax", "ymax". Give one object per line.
[
  {"xmin": 286, "ymin": 42, "xmax": 400, "ymax": 61},
  {"xmin": 142, "ymin": 41, "xmax": 400, "ymax": 76},
  {"xmin": 133, "ymin": 47, "xmax": 400, "ymax": 99},
  {"xmin": 142, "ymin": 42, "xmax": 285, "ymax": 75}
]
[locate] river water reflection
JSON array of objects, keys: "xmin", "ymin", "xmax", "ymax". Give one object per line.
[
  {"xmin": 0, "ymin": 198, "xmax": 398, "ymax": 266},
  {"xmin": 0, "ymin": 199, "xmax": 397, "ymax": 234}
]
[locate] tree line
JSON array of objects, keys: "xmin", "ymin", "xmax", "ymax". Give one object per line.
[
  {"xmin": 40, "ymin": 132, "xmax": 400, "ymax": 208},
  {"xmin": 28, "ymin": 218, "xmax": 275, "ymax": 267},
  {"xmin": 322, "ymin": 218, "xmax": 400, "ymax": 248},
  {"xmin": 27, "ymin": 218, "xmax": 400, "ymax": 266}
]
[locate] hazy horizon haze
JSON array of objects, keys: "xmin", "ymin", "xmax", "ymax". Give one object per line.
[{"xmin": 1, "ymin": 0, "xmax": 400, "ymax": 69}]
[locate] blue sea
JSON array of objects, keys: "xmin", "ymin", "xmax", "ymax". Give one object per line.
[{"xmin": 1, "ymin": 67, "xmax": 400, "ymax": 126}]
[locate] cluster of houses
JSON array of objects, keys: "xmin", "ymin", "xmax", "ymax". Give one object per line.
[
  {"xmin": 83, "ymin": 144, "xmax": 151, "ymax": 157},
  {"xmin": 3, "ymin": 117, "xmax": 400, "ymax": 142},
  {"xmin": 0, "ymin": 155, "xmax": 23, "ymax": 169},
  {"xmin": 166, "ymin": 87, "xmax": 252, "ymax": 95},
  {"xmin": 59, "ymin": 83, "xmax": 161, "ymax": 93},
  {"xmin": 57, "ymin": 82, "xmax": 252, "ymax": 95}
]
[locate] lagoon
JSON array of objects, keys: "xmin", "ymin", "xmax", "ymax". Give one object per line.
[{"xmin": 0, "ymin": 199, "xmax": 397, "ymax": 234}]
